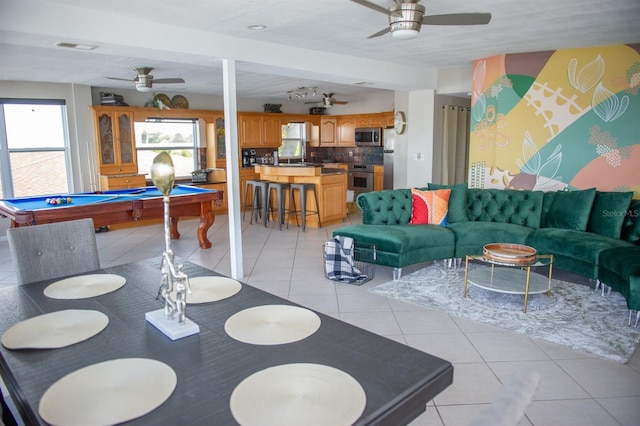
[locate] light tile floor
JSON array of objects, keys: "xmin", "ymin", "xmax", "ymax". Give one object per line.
[{"xmin": 1, "ymin": 213, "xmax": 639, "ymax": 426}]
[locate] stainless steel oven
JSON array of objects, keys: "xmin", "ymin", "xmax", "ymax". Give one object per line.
[{"xmin": 348, "ymin": 164, "xmax": 374, "ymax": 197}]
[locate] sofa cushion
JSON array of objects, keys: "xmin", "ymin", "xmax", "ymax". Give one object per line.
[
  {"xmin": 587, "ymin": 191, "xmax": 633, "ymax": 239},
  {"xmin": 544, "ymin": 188, "xmax": 596, "ymax": 231},
  {"xmin": 465, "ymin": 189, "xmax": 543, "ymax": 228},
  {"xmin": 621, "ymin": 199, "xmax": 640, "ymax": 245},
  {"xmin": 410, "ymin": 188, "xmax": 451, "ymax": 226},
  {"xmin": 540, "ymin": 191, "xmax": 556, "ymax": 228},
  {"xmin": 428, "ymin": 182, "xmax": 468, "ymax": 223},
  {"xmin": 527, "ymin": 228, "xmax": 632, "ymax": 265}
]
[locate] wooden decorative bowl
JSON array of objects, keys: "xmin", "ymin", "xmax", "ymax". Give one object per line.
[{"xmin": 483, "ymin": 243, "xmax": 537, "ymax": 264}]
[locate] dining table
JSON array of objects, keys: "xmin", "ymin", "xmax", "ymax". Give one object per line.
[{"xmin": 0, "ymin": 257, "xmax": 453, "ymax": 425}]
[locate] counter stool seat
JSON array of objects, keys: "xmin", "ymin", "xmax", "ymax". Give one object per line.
[
  {"xmin": 286, "ymin": 183, "xmax": 320, "ymax": 232},
  {"xmin": 243, "ymin": 179, "xmax": 269, "ymax": 225},
  {"xmin": 267, "ymin": 182, "xmax": 291, "ymax": 230}
]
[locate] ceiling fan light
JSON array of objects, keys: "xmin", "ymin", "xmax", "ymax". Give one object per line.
[
  {"xmin": 136, "ymin": 85, "xmax": 152, "ymax": 92},
  {"xmin": 391, "ymin": 29, "xmax": 419, "ymax": 40}
]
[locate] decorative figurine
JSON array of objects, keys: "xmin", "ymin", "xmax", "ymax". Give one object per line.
[{"xmin": 150, "ymin": 152, "xmax": 192, "ymax": 324}]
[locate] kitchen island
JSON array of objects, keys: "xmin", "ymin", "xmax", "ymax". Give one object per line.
[{"xmin": 255, "ymin": 164, "xmax": 347, "ymax": 228}]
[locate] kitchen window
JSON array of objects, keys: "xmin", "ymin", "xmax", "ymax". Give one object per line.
[
  {"xmin": 134, "ymin": 118, "xmax": 201, "ymax": 178},
  {"xmin": 278, "ymin": 123, "xmax": 306, "ymax": 161},
  {"xmin": 0, "ymin": 99, "xmax": 71, "ymax": 198}
]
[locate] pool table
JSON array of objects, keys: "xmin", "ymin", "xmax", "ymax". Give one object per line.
[{"xmin": 0, "ymin": 185, "xmax": 224, "ymax": 249}]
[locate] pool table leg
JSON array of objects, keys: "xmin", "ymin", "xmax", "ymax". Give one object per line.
[
  {"xmin": 168, "ymin": 201, "xmax": 214, "ymax": 249},
  {"xmin": 196, "ymin": 202, "xmax": 214, "ymax": 249},
  {"xmin": 170, "ymin": 217, "xmax": 181, "ymax": 241}
]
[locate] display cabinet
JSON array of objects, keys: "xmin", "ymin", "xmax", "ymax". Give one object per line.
[{"xmin": 91, "ymin": 106, "xmax": 138, "ymax": 175}]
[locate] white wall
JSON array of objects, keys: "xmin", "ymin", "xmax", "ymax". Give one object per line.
[{"xmin": 405, "ymin": 90, "xmax": 436, "ymax": 188}]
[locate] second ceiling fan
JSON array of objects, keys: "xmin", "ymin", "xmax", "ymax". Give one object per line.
[
  {"xmin": 305, "ymin": 93, "xmax": 348, "ymax": 107},
  {"xmin": 350, "ymin": 0, "xmax": 491, "ymax": 40}
]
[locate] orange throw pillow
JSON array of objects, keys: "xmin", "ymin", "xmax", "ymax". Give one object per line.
[{"xmin": 410, "ymin": 188, "xmax": 451, "ymax": 226}]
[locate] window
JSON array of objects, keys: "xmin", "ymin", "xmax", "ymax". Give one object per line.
[
  {"xmin": 278, "ymin": 123, "xmax": 306, "ymax": 160},
  {"xmin": 0, "ymin": 99, "xmax": 71, "ymax": 198},
  {"xmin": 134, "ymin": 118, "xmax": 200, "ymax": 178}
]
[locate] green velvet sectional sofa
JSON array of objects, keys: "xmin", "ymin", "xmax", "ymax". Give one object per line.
[{"xmin": 333, "ymin": 184, "xmax": 640, "ymax": 322}]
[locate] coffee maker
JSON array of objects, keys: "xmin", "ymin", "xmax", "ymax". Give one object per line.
[{"xmin": 242, "ymin": 149, "xmax": 256, "ymax": 167}]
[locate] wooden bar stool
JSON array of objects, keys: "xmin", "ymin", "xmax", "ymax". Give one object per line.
[
  {"xmin": 267, "ymin": 182, "xmax": 290, "ymax": 230},
  {"xmin": 243, "ymin": 179, "xmax": 268, "ymax": 225},
  {"xmin": 286, "ymin": 183, "xmax": 320, "ymax": 232}
]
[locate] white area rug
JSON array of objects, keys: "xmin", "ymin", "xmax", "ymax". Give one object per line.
[{"xmin": 370, "ymin": 263, "xmax": 640, "ymax": 363}]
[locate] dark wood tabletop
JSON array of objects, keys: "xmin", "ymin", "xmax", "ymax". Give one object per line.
[{"xmin": 0, "ymin": 258, "xmax": 453, "ymax": 425}]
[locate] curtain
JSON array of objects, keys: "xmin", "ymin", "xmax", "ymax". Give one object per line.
[{"xmin": 441, "ymin": 106, "xmax": 470, "ymax": 185}]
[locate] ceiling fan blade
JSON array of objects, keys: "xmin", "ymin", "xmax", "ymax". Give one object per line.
[
  {"xmin": 350, "ymin": 0, "xmax": 394, "ymax": 16},
  {"xmin": 152, "ymin": 78, "xmax": 185, "ymax": 84},
  {"xmin": 423, "ymin": 12, "xmax": 491, "ymax": 26},
  {"xmin": 105, "ymin": 76, "xmax": 133, "ymax": 82},
  {"xmin": 333, "ymin": 101, "xmax": 348, "ymax": 105},
  {"xmin": 368, "ymin": 27, "xmax": 391, "ymax": 38}
]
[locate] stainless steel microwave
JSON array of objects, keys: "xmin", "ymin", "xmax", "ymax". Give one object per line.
[{"xmin": 355, "ymin": 127, "xmax": 383, "ymax": 146}]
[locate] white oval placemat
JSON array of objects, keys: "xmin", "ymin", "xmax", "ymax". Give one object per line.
[
  {"xmin": 230, "ymin": 363, "xmax": 366, "ymax": 426},
  {"xmin": 170, "ymin": 276, "xmax": 242, "ymax": 304},
  {"xmin": 224, "ymin": 305, "xmax": 321, "ymax": 345},
  {"xmin": 1, "ymin": 309, "xmax": 108, "ymax": 350},
  {"xmin": 44, "ymin": 274, "xmax": 126, "ymax": 299},
  {"xmin": 39, "ymin": 358, "xmax": 176, "ymax": 426}
]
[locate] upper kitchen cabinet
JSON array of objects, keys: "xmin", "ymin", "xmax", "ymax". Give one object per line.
[
  {"xmin": 91, "ymin": 106, "xmax": 138, "ymax": 175},
  {"xmin": 356, "ymin": 112, "xmax": 394, "ymax": 128},
  {"xmin": 238, "ymin": 113, "xmax": 282, "ymax": 148},
  {"xmin": 320, "ymin": 117, "xmax": 337, "ymax": 146},
  {"xmin": 337, "ymin": 115, "xmax": 357, "ymax": 146}
]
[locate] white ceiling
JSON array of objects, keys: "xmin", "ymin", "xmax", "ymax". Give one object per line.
[{"xmin": 1, "ymin": 0, "xmax": 639, "ymax": 102}]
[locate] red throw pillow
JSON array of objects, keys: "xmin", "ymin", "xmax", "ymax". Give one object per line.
[{"xmin": 410, "ymin": 188, "xmax": 451, "ymax": 226}]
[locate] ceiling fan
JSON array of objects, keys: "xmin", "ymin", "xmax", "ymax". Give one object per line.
[
  {"xmin": 105, "ymin": 67, "xmax": 185, "ymax": 92},
  {"xmin": 305, "ymin": 93, "xmax": 348, "ymax": 107},
  {"xmin": 350, "ymin": 0, "xmax": 491, "ymax": 40}
]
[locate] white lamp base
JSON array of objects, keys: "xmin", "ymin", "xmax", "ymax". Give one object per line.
[{"xmin": 145, "ymin": 309, "xmax": 200, "ymax": 340}]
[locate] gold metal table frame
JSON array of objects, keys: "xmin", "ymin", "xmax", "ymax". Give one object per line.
[{"xmin": 463, "ymin": 253, "xmax": 554, "ymax": 313}]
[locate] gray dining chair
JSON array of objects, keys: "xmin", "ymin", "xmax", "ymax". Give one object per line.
[{"xmin": 7, "ymin": 218, "xmax": 100, "ymax": 285}]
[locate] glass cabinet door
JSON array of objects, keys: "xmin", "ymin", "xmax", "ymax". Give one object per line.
[
  {"xmin": 98, "ymin": 113, "xmax": 115, "ymax": 165},
  {"xmin": 117, "ymin": 112, "xmax": 134, "ymax": 165}
]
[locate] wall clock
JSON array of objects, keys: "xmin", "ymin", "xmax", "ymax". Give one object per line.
[{"xmin": 394, "ymin": 111, "xmax": 406, "ymax": 135}]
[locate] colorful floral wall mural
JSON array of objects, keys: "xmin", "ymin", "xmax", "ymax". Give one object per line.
[{"xmin": 468, "ymin": 44, "xmax": 640, "ymax": 198}]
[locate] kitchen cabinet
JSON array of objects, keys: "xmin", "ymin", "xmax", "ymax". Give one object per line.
[
  {"xmin": 356, "ymin": 112, "xmax": 393, "ymax": 129},
  {"xmin": 320, "ymin": 117, "xmax": 337, "ymax": 146},
  {"xmin": 337, "ymin": 116, "xmax": 357, "ymax": 146},
  {"xmin": 373, "ymin": 165, "xmax": 384, "ymax": 191},
  {"xmin": 99, "ymin": 174, "xmax": 146, "ymax": 190},
  {"xmin": 201, "ymin": 183, "xmax": 228, "ymax": 213},
  {"xmin": 91, "ymin": 106, "xmax": 138, "ymax": 175},
  {"xmin": 240, "ymin": 168, "xmax": 259, "ymax": 211},
  {"xmin": 319, "ymin": 173, "xmax": 347, "ymax": 222},
  {"xmin": 238, "ymin": 113, "xmax": 282, "ymax": 148}
]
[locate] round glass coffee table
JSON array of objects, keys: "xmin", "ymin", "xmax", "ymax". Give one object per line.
[{"xmin": 463, "ymin": 244, "xmax": 554, "ymax": 313}]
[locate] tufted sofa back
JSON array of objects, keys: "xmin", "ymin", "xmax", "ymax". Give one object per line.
[
  {"xmin": 357, "ymin": 189, "xmax": 413, "ymax": 225},
  {"xmin": 621, "ymin": 199, "xmax": 640, "ymax": 245},
  {"xmin": 465, "ymin": 188, "xmax": 544, "ymax": 228}
]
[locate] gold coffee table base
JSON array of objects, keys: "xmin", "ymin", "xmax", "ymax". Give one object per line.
[{"xmin": 463, "ymin": 253, "xmax": 554, "ymax": 313}]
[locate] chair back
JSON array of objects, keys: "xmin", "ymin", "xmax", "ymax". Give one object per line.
[{"xmin": 7, "ymin": 218, "xmax": 100, "ymax": 285}]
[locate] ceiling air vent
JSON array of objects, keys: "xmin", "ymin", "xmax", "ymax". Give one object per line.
[{"xmin": 54, "ymin": 42, "xmax": 97, "ymax": 51}]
